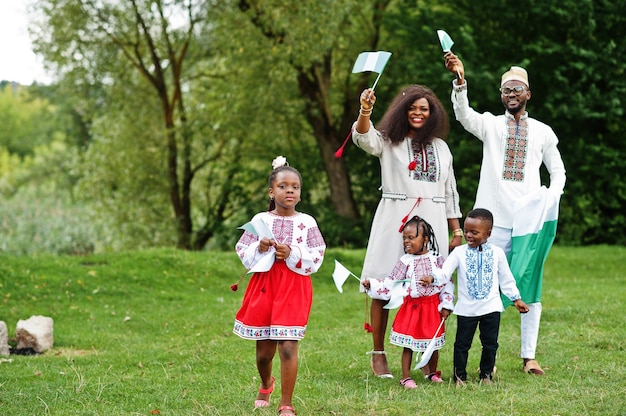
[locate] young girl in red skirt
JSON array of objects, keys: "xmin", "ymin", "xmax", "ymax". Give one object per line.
[
  {"xmin": 362, "ymin": 216, "xmax": 454, "ymax": 388},
  {"xmin": 233, "ymin": 156, "xmax": 326, "ymax": 415}
]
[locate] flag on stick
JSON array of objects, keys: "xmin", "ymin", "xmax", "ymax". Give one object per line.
[
  {"xmin": 503, "ymin": 187, "xmax": 560, "ymax": 307},
  {"xmin": 352, "ymin": 51, "xmax": 392, "ymax": 73},
  {"xmin": 238, "ymin": 217, "xmax": 274, "ymax": 240},
  {"xmin": 383, "ymin": 279, "xmax": 410, "ymax": 310},
  {"xmin": 437, "ymin": 30, "xmax": 460, "ymax": 79},
  {"xmin": 332, "ymin": 260, "xmax": 361, "ymax": 293},
  {"xmin": 437, "ymin": 30, "xmax": 454, "ymax": 53},
  {"xmin": 337, "ymin": 51, "xmax": 392, "ymax": 159},
  {"xmin": 414, "ymin": 318, "xmax": 445, "ymax": 369},
  {"xmin": 351, "ymin": 51, "xmax": 392, "ymax": 91}
]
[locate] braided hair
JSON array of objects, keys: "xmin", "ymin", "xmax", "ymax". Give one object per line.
[{"xmin": 402, "ymin": 215, "xmax": 440, "ymax": 256}]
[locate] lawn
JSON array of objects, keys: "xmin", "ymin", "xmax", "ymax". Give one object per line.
[{"xmin": 0, "ymin": 245, "xmax": 624, "ymax": 415}]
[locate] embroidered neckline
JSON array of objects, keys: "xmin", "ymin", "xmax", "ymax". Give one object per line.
[{"xmin": 406, "ymin": 140, "xmax": 438, "ymax": 182}]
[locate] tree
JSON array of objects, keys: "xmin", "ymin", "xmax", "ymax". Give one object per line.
[
  {"xmin": 26, "ymin": 0, "xmax": 626, "ymax": 251},
  {"xmin": 410, "ymin": 0, "xmax": 626, "ymax": 245},
  {"xmin": 31, "ymin": 0, "xmax": 235, "ymax": 249},
  {"xmin": 232, "ymin": 0, "xmax": 393, "ymax": 218}
]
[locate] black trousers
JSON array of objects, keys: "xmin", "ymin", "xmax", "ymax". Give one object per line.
[{"xmin": 453, "ymin": 312, "xmax": 501, "ymax": 381}]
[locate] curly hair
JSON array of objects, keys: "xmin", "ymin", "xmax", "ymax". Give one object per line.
[{"xmin": 376, "ymin": 85, "xmax": 449, "ymax": 151}]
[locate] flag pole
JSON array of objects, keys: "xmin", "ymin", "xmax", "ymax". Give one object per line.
[
  {"xmin": 414, "ymin": 318, "xmax": 445, "ymax": 369},
  {"xmin": 371, "ymin": 72, "xmax": 383, "ymax": 91}
]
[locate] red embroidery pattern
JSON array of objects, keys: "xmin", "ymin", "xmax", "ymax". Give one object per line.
[
  {"xmin": 407, "ymin": 142, "xmax": 439, "ymax": 182},
  {"xmin": 272, "ymin": 217, "xmax": 293, "ymax": 244},
  {"xmin": 307, "ymin": 226, "xmax": 325, "ymax": 248},
  {"xmin": 502, "ymin": 116, "xmax": 528, "ymax": 182}
]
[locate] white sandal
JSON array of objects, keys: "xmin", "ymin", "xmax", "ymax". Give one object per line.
[{"xmin": 367, "ymin": 350, "xmax": 393, "ymax": 379}]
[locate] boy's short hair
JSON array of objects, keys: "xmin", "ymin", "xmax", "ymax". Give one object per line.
[{"xmin": 467, "ymin": 208, "xmax": 494, "ymax": 228}]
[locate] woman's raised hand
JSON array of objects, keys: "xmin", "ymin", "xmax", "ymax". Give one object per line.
[{"xmin": 360, "ymin": 89, "xmax": 376, "ymax": 109}]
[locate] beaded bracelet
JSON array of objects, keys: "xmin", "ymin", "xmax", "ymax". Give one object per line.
[{"xmin": 359, "ymin": 106, "xmax": 373, "ymax": 117}]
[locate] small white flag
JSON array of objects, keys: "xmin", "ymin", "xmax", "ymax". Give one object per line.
[
  {"xmin": 238, "ymin": 217, "xmax": 275, "ymax": 240},
  {"xmin": 351, "ymin": 51, "xmax": 392, "ymax": 74},
  {"xmin": 437, "ymin": 30, "xmax": 455, "ymax": 53},
  {"xmin": 332, "ymin": 260, "xmax": 353, "ymax": 293},
  {"xmin": 383, "ymin": 279, "xmax": 409, "ymax": 310},
  {"xmin": 414, "ymin": 318, "xmax": 445, "ymax": 369},
  {"xmin": 248, "ymin": 252, "xmax": 275, "ymax": 274}
]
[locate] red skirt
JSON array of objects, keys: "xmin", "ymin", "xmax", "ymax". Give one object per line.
[
  {"xmin": 233, "ymin": 261, "xmax": 313, "ymax": 340},
  {"xmin": 389, "ymin": 294, "xmax": 446, "ymax": 352}
]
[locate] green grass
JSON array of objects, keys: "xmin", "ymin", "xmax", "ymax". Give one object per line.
[{"xmin": 0, "ymin": 245, "xmax": 624, "ymax": 415}]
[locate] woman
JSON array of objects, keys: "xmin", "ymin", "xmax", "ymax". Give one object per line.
[{"xmin": 353, "ymin": 85, "xmax": 463, "ymax": 378}]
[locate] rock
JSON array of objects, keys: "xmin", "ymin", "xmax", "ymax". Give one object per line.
[
  {"xmin": 15, "ymin": 316, "xmax": 54, "ymax": 354},
  {"xmin": 0, "ymin": 321, "xmax": 10, "ymax": 355}
]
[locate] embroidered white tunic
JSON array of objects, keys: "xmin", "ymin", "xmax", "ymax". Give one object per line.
[
  {"xmin": 435, "ymin": 243, "xmax": 521, "ymax": 317},
  {"xmin": 352, "ymin": 122, "xmax": 462, "ymax": 281},
  {"xmin": 233, "ymin": 211, "xmax": 326, "ymax": 341},
  {"xmin": 235, "ymin": 211, "xmax": 326, "ymax": 275},
  {"xmin": 450, "ymin": 82, "xmax": 566, "ymax": 228},
  {"xmin": 366, "ymin": 252, "xmax": 454, "ymax": 312}
]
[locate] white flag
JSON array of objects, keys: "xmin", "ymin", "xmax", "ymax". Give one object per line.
[
  {"xmin": 238, "ymin": 217, "xmax": 275, "ymax": 239},
  {"xmin": 505, "ymin": 186, "xmax": 560, "ymax": 305},
  {"xmin": 437, "ymin": 30, "xmax": 455, "ymax": 53},
  {"xmin": 351, "ymin": 51, "xmax": 392, "ymax": 73},
  {"xmin": 414, "ymin": 318, "xmax": 445, "ymax": 369},
  {"xmin": 383, "ymin": 279, "xmax": 409, "ymax": 310},
  {"xmin": 332, "ymin": 260, "xmax": 353, "ymax": 293}
]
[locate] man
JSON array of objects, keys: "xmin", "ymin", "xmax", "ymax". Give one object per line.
[{"xmin": 444, "ymin": 52, "xmax": 566, "ymax": 375}]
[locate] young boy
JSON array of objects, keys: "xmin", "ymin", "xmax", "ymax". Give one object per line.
[{"xmin": 420, "ymin": 208, "xmax": 529, "ymax": 385}]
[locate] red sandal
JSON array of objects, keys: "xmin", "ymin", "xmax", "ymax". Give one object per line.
[
  {"xmin": 253, "ymin": 376, "xmax": 275, "ymax": 409},
  {"xmin": 278, "ymin": 405, "xmax": 297, "ymax": 415}
]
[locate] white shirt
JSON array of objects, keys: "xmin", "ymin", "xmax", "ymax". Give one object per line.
[
  {"xmin": 435, "ymin": 243, "xmax": 521, "ymax": 317},
  {"xmin": 450, "ymin": 81, "xmax": 566, "ymax": 228}
]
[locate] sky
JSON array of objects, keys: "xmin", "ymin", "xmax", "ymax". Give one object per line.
[{"xmin": 0, "ymin": 0, "xmax": 52, "ymax": 85}]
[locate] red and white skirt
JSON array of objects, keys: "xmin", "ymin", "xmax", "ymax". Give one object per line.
[
  {"xmin": 233, "ymin": 261, "xmax": 313, "ymax": 341},
  {"xmin": 389, "ymin": 294, "xmax": 446, "ymax": 352}
]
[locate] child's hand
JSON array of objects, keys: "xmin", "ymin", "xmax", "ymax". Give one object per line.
[
  {"xmin": 514, "ymin": 299, "xmax": 530, "ymax": 314},
  {"xmin": 418, "ymin": 275, "xmax": 434, "ymax": 286},
  {"xmin": 361, "ymin": 280, "xmax": 370, "ymax": 290},
  {"xmin": 440, "ymin": 308, "xmax": 452, "ymax": 320},
  {"xmin": 258, "ymin": 237, "xmax": 273, "ymax": 253},
  {"xmin": 274, "ymin": 243, "xmax": 291, "ymax": 260}
]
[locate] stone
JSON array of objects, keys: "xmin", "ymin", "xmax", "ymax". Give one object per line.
[
  {"xmin": 15, "ymin": 315, "xmax": 54, "ymax": 354},
  {"xmin": 0, "ymin": 321, "xmax": 10, "ymax": 355}
]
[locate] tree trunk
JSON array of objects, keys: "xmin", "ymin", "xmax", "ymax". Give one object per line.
[{"xmin": 296, "ymin": 65, "xmax": 360, "ymax": 220}]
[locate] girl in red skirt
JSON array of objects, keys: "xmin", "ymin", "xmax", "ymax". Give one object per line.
[
  {"xmin": 363, "ymin": 216, "xmax": 454, "ymax": 388},
  {"xmin": 233, "ymin": 157, "xmax": 326, "ymax": 415}
]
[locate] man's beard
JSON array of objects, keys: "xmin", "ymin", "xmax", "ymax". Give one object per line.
[{"xmin": 505, "ymin": 100, "xmax": 526, "ymax": 115}]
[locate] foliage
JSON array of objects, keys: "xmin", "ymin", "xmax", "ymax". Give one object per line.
[
  {"xmin": 29, "ymin": 0, "xmax": 242, "ymax": 250},
  {"xmin": 0, "ymin": 246, "xmax": 623, "ymax": 414},
  {"xmin": 0, "ymin": 85, "xmax": 60, "ymax": 157},
  {"xmin": 406, "ymin": 0, "xmax": 626, "ymax": 245},
  {"xmin": 0, "ymin": 190, "xmax": 98, "ymax": 255},
  {"xmin": 2, "ymin": 0, "xmax": 624, "ymax": 252}
]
